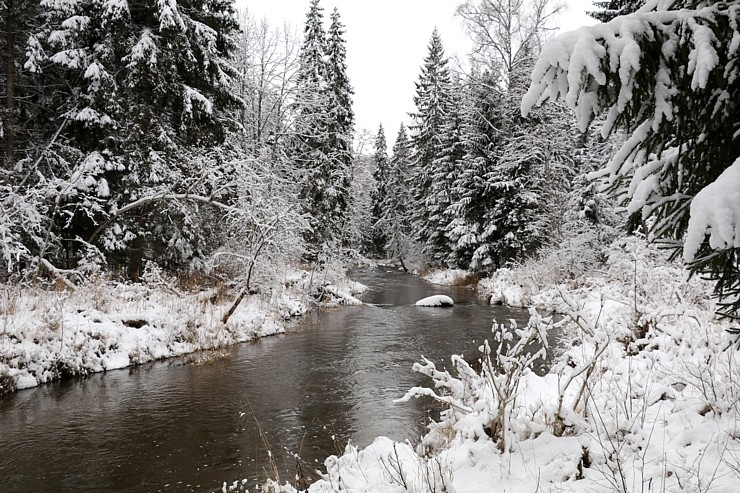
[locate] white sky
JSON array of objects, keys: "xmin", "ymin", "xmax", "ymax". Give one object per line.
[{"xmin": 234, "ymin": 0, "xmax": 597, "ymax": 147}]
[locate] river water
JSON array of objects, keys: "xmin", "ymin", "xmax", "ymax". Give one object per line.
[{"xmin": 0, "ymin": 268, "xmax": 531, "ymax": 492}]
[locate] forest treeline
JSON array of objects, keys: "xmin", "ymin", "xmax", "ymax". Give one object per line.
[{"xmin": 2, "ymin": 0, "xmax": 739, "ymax": 314}]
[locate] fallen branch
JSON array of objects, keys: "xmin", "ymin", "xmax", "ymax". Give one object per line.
[{"xmin": 39, "ymin": 258, "xmax": 80, "ymax": 290}]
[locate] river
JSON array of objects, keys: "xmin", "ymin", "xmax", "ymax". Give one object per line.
[{"xmin": 0, "ymin": 268, "xmax": 532, "ymax": 492}]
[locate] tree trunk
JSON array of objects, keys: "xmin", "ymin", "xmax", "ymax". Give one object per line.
[
  {"xmin": 4, "ymin": 0, "xmax": 16, "ymax": 170},
  {"xmin": 398, "ymin": 254, "xmax": 409, "ymax": 273},
  {"xmin": 128, "ymin": 236, "xmax": 145, "ymax": 282}
]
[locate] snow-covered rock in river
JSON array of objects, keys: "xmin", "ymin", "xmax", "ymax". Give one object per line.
[{"xmin": 415, "ymin": 295, "xmax": 454, "ymax": 307}]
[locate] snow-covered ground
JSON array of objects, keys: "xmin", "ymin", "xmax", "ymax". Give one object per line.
[
  {"xmin": 240, "ymin": 236, "xmax": 740, "ymax": 493},
  {"xmin": 0, "ymin": 268, "xmax": 366, "ymax": 394}
]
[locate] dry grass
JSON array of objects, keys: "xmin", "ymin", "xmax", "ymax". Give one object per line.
[{"xmin": 450, "ymin": 272, "xmax": 482, "ymax": 287}]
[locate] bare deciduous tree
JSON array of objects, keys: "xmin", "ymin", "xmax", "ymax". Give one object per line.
[
  {"xmin": 456, "ymin": 0, "xmax": 566, "ymax": 87},
  {"xmin": 233, "ymin": 9, "xmax": 300, "ymax": 157}
]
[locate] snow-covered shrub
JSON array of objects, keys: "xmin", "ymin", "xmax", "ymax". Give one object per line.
[
  {"xmin": 0, "ymin": 186, "xmax": 47, "ymax": 278},
  {"xmin": 75, "ymin": 240, "xmax": 107, "ymax": 277},
  {"xmin": 210, "ymin": 155, "xmax": 310, "ymax": 298},
  {"xmin": 477, "ymin": 268, "xmax": 528, "ymax": 307},
  {"xmin": 398, "ymin": 309, "xmax": 555, "ymax": 453}
]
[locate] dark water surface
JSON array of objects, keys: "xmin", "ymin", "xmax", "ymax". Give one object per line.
[{"xmin": 0, "ymin": 268, "xmax": 530, "ymax": 492}]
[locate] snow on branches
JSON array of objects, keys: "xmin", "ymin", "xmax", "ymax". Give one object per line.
[
  {"xmin": 522, "ymin": 0, "xmax": 740, "ymax": 312},
  {"xmin": 522, "ymin": 3, "xmax": 737, "ymax": 133},
  {"xmin": 684, "ymin": 156, "xmax": 740, "ymax": 261}
]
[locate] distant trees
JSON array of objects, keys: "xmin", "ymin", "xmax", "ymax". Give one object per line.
[
  {"xmin": 377, "ymin": 125, "xmax": 416, "ymax": 270},
  {"xmin": 370, "ymin": 124, "xmax": 390, "ymax": 254},
  {"xmin": 387, "ymin": 0, "xmax": 622, "ymax": 273}
]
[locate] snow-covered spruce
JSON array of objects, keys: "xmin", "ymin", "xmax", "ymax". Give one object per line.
[
  {"xmin": 522, "ymin": 0, "xmax": 740, "ymax": 315},
  {"xmin": 241, "ymin": 236, "xmax": 740, "ymax": 493},
  {"xmin": 0, "ymin": 271, "xmax": 366, "ymax": 394}
]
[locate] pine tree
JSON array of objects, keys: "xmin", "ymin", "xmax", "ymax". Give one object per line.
[
  {"xmin": 524, "ymin": 0, "xmax": 740, "ymax": 316},
  {"xmin": 409, "ymin": 28, "xmax": 453, "ymax": 256},
  {"xmin": 370, "ymin": 124, "xmax": 389, "ymax": 255}
]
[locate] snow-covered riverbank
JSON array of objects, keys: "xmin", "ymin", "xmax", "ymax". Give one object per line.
[
  {"xmin": 247, "ymin": 236, "xmax": 740, "ymax": 493},
  {"xmin": 0, "ymin": 269, "xmax": 366, "ymax": 394}
]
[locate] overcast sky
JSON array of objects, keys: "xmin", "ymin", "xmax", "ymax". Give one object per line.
[{"xmin": 234, "ymin": 0, "xmax": 597, "ymax": 147}]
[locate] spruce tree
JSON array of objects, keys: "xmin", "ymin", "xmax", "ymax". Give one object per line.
[
  {"xmin": 421, "ymin": 77, "xmax": 466, "ymax": 263},
  {"xmin": 293, "ymin": 0, "xmax": 331, "ymax": 252},
  {"xmin": 326, "ymin": 7, "xmax": 354, "ymax": 168},
  {"xmin": 446, "ymin": 70, "xmax": 503, "ymax": 270},
  {"xmin": 524, "ymin": 0, "xmax": 740, "ymax": 316},
  {"xmin": 378, "ymin": 125, "xmax": 415, "ymax": 269},
  {"xmin": 588, "ymin": 0, "xmax": 645, "ymax": 22},
  {"xmin": 325, "ymin": 7, "xmax": 354, "ymax": 245},
  {"xmin": 292, "ymin": 0, "xmax": 354, "ymax": 256},
  {"xmin": 4, "ymin": 0, "xmax": 239, "ymax": 274},
  {"xmin": 370, "ymin": 124, "xmax": 390, "ymax": 255},
  {"xmin": 1, "ymin": 0, "xmax": 42, "ymax": 174},
  {"xmin": 409, "ymin": 28, "xmax": 453, "ymax": 257}
]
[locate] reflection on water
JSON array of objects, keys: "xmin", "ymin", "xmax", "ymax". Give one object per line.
[{"xmin": 0, "ymin": 268, "xmax": 531, "ymax": 492}]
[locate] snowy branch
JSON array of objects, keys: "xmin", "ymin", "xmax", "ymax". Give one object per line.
[{"xmin": 88, "ymin": 193, "xmax": 241, "ymax": 243}]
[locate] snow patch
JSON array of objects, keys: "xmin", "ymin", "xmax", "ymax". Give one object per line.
[
  {"xmin": 0, "ymin": 267, "xmax": 359, "ymax": 392},
  {"xmin": 102, "ymin": 352, "xmax": 130, "ymax": 370},
  {"xmin": 321, "ymin": 280, "xmax": 368, "ymax": 306}
]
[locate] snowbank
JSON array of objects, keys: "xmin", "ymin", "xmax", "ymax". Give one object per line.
[
  {"xmin": 238, "ymin": 236, "xmax": 740, "ymax": 493},
  {"xmin": 477, "ymin": 268, "xmax": 528, "ymax": 307},
  {"xmin": 414, "ymin": 295, "xmax": 454, "ymax": 307},
  {"xmin": 422, "ymin": 268, "xmax": 475, "ymax": 286},
  {"xmin": 0, "ymin": 268, "xmax": 363, "ymax": 394},
  {"xmin": 321, "ymin": 280, "xmax": 368, "ymax": 306}
]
